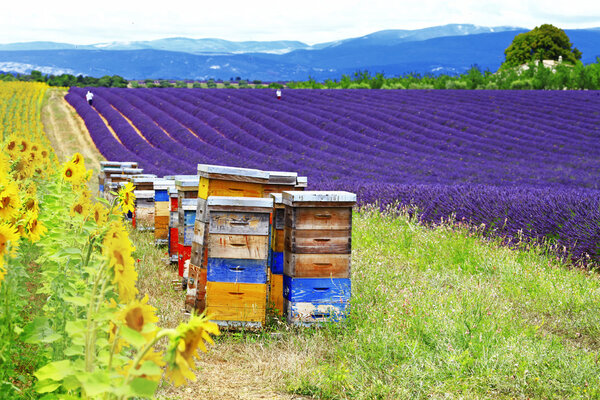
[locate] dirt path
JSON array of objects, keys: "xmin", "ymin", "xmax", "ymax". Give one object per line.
[{"xmin": 41, "ymin": 88, "xmax": 104, "ymax": 174}]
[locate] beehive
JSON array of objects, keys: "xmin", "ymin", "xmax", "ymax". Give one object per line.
[
  {"xmin": 203, "ymin": 196, "xmax": 273, "ymax": 328},
  {"xmin": 175, "ymin": 177, "xmax": 200, "ymax": 280},
  {"xmin": 282, "ymin": 191, "xmax": 356, "ymax": 326},
  {"xmin": 187, "ymin": 164, "xmax": 269, "ymax": 315},
  {"xmin": 268, "ymin": 193, "xmax": 285, "ymax": 316},
  {"xmin": 262, "ymin": 171, "xmax": 298, "ymax": 198},
  {"xmin": 132, "ymin": 177, "xmax": 156, "ymax": 230},
  {"xmin": 154, "ymin": 179, "xmax": 175, "ymax": 245},
  {"xmin": 168, "ymin": 186, "xmax": 179, "ymax": 263}
]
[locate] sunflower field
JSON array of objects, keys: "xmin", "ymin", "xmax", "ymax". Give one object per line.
[{"xmin": 0, "ymin": 82, "xmax": 218, "ymax": 399}]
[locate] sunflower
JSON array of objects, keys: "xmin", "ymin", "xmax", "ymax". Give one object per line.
[
  {"xmin": 105, "ymin": 221, "xmax": 128, "ymax": 243},
  {"xmin": 116, "ymin": 294, "xmax": 159, "ymax": 338},
  {"xmin": 118, "ymin": 350, "xmax": 165, "ymax": 382},
  {"xmin": 70, "ymin": 195, "xmax": 91, "ymax": 218},
  {"xmin": 0, "ymin": 182, "xmax": 21, "ymax": 221},
  {"xmin": 0, "ymin": 222, "xmax": 20, "ymax": 257},
  {"xmin": 61, "ymin": 160, "xmax": 85, "ymax": 184},
  {"xmin": 118, "ymin": 182, "xmax": 136, "ymax": 215},
  {"xmin": 25, "ymin": 213, "xmax": 47, "ymax": 243},
  {"xmin": 71, "ymin": 152, "xmax": 85, "ymax": 167},
  {"xmin": 22, "ymin": 196, "xmax": 39, "ymax": 216},
  {"xmin": 91, "ymin": 203, "xmax": 109, "ymax": 226},
  {"xmin": 0, "ymin": 152, "xmax": 11, "ymax": 178},
  {"xmin": 103, "ymin": 234, "xmax": 138, "ymax": 303},
  {"xmin": 18, "ymin": 138, "xmax": 30, "ymax": 154},
  {"xmin": 39, "ymin": 147, "xmax": 50, "ymax": 162},
  {"xmin": 5, "ymin": 136, "xmax": 20, "ymax": 159},
  {"xmin": 165, "ymin": 313, "xmax": 219, "ymax": 386},
  {"xmin": 12, "ymin": 159, "xmax": 34, "ymax": 181}
]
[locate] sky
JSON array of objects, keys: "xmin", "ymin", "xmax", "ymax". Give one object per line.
[{"xmin": 1, "ymin": 0, "xmax": 599, "ymax": 45}]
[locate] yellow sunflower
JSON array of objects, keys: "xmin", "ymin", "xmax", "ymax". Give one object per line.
[
  {"xmin": 12, "ymin": 159, "xmax": 34, "ymax": 181},
  {"xmin": 71, "ymin": 153, "xmax": 85, "ymax": 167},
  {"xmin": 0, "ymin": 152, "xmax": 11, "ymax": 178},
  {"xmin": 165, "ymin": 313, "xmax": 220, "ymax": 386},
  {"xmin": 0, "ymin": 222, "xmax": 20, "ymax": 257},
  {"xmin": 39, "ymin": 146, "xmax": 51, "ymax": 163},
  {"xmin": 103, "ymin": 235, "xmax": 138, "ymax": 303},
  {"xmin": 0, "ymin": 182, "xmax": 21, "ymax": 221},
  {"xmin": 18, "ymin": 138, "xmax": 31, "ymax": 155},
  {"xmin": 117, "ymin": 182, "xmax": 136, "ymax": 215},
  {"xmin": 118, "ymin": 350, "xmax": 165, "ymax": 382},
  {"xmin": 5, "ymin": 136, "xmax": 20, "ymax": 159},
  {"xmin": 70, "ymin": 195, "xmax": 91, "ymax": 218},
  {"xmin": 105, "ymin": 221, "xmax": 128, "ymax": 243},
  {"xmin": 91, "ymin": 203, "xmax": 109, "ymax": 226},
  {"xmin": 22, "ymin": 196, "xmax": 39, "ymax": 216},
  {"xmin": 116, "ymin": 294, "xmax": 159, "ymax": 338},
  {"xmin": 25, "ymin": 213, "xmax": 47, "ymax": 243},
  {"xmin": 61, "ymin": 160, "xmax": 85, "ymax": 184}
]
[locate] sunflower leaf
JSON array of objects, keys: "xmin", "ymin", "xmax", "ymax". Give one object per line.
[
  {"xmin": 120, "ymin": 326, "xmax": 146, "ymax": 348},
  {"xmin": 128, "ymin": 378, "xmax": 159, "ymax": 397}
]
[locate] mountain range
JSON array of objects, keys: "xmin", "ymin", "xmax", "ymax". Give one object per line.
[{"xmin": 0, "ymin": 24, "xmax": 599, "ymax": 81}]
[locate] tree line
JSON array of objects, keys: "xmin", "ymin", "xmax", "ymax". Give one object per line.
[{"xmin": 0, "ymin": 70, "xmax": 128, "ymax": 87}]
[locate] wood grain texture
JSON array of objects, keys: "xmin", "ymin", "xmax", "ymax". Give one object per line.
[
  {"xmin": 271, "ymin": 229, "xmax": 284, "ymax": 252},
  {"xmin": 269, "ymin": 272, "xmax": 284, "ymax": 316},
  {"xmin": 206, "ymin": 281, "xmax": 267, "ymax": 308},
  {"xmin": 284, "ymin": 227, "xmax": 351, "ymax": 254},
  {"xmin": 285, "ymin": 206, "xmax": 352, "ymax": 230},
  {"xmin": 205, "ymin": 306, "xmax": 266, "ymax": 324},
  {"xmin": 263, "ymin": 184, "xmax": 296, "ymax": 197},
  {"xmin": 154, "ymin": 202, "xmax": 170, "ymax": 216},
  {"xmin": 283, "ymin": 276, "xmax": 351, "ymax": 303},
  {"xmin": 198, "ymin": 177, "xmax": 264, "ymax": 199},
  {"xmin": 209, "ymin": 211, "xmax": 270, "ymax": 236},
  {"xmin": 177, "ymin": 244, "xmax": 191, "ymax": 277},
  {"xmin": 178, "ymin": 226, "xmax": 194, "ymax": 246},
  {"xmin": 283, "ymin": 252, "xmax": 351, "ymax": 278},
  {"xmin": 207, "ymin": 258, "xmax": 268, "ymax": 284},
  {"xmin": 178, "ymin": 209, "xmax": 196, "ymax": 226},
  {"xmin": 207, "ymin": 234, "xmax": 269, "ymax": 260}
]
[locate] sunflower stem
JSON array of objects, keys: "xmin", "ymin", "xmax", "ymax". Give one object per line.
[{"xmin": 84, "ymin": 261, "xmax": 107, "ymax": 372}]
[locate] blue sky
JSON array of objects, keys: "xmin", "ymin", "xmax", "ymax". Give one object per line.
[{"xmin": 1, "ymin": 0, "xmax": 599, "ymax": 44}]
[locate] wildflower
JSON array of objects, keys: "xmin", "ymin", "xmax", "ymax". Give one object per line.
[
  {"xmin": 165, "ymin": 313, "xmax": 219, "ymax": 386},
  {"xmin": 0, "ymin": 182, "xmax": 21, "ymax": 220},
  {"xmin": 70, "ymin": 195, "xmax": 91, "ymax": 218},
  {"xmin": 25, "ymin": 213, "xmax": 47, "ymax": 243},
  {"xmin": 71, "ymin": 152, "xmax": 85, "ymax": 167},
  {"xmin": 0, "ymin": 222, "xmax": 20, "ymax": 257},
  {"xmin": 118, "ymin": 182, "xmax": 136, "ymax": 215},
  {"xmin": 103, "ymin": 233, "xmax": 138, "ymax": 302},
  {"xmin": 61, "ymin": 160, "xmax": 85, "ymax": 184},
  {"xmin": 92, "ymin": 203, "xmax": 109, "ymax": 226},
  {"xmin": 116, "ymin": 294, "xmax": 159, "ymax": 339}
]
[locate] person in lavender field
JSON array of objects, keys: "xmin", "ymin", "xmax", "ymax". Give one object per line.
[
  {"xmin": 86, "ymin": 90, "xmax": 94, "ymax": 105},
  {"xmin": 276, "ymin": 89, "xmax": 282, "ymax": 100}
]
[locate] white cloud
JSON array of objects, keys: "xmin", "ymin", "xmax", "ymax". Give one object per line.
[{"xmin": 1, "ymin": 0, "xmax": 599, "ymax": 44}]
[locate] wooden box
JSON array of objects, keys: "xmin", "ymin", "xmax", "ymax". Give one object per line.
[
  {"xmin": 269, "ymin": 272, "xmax": 284, "ymax": 316},
  {"xmin": 284, "ymin": 227, "xmax": 351, "ymax": 254},
  {"xmin": 284, "ymin": 299, "xmax": 347, "ymax": 326},
  {"xmin": 197, "ymin": 164, "xmax": 268, "ymax": 200},
  {"xmin": 283, "ymin": 252, "xmax": 350, "ymax": 278},
  {"xmin": 185, "ymin": 263, "xmax": 207, "ymax": 313},
  {"xmin": 205, "ymin": 281, "xmax": 267, "ymax": 326},
  {"xmin": 207, "ymin": 258, "xmax": 268, "ymax": 284},
  {"xmin": 283, "ymin": 276, "xmax": 351, "ymax": 304}
]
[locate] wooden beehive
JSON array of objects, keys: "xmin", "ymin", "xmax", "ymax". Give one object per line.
[
  {"xmin": 133, "ymin": 190, "xmax": 155, "ymax": 231},
  {"xmin": 154, "ymin": 179, "xmax": 174, "ymax": 244},
  {"xmin": 268, "ymin": 193, "xmax": 285, "ymax": 316},
  {"xmin": 282, "ymin": 191, "xmax": 356, "ymax": 326},
  {"xmin": 176, "ymin": 177, "xmax": 200, "ymax": 279},
  {"xmin": 203, "ymin": 196, "xmax": 273, "ymax": 328},
  {"xmin": 262, "ymin": 171, "xmax": 298, "ymax": 198}
]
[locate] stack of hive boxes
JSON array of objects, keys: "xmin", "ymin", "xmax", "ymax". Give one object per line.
[
  {"xmin": 186, "ymin": 164, "xmax": 268, "ymax": 314},
  {"xmin": 153, "ymin": 179, "xmax": 175, "ymax": 245},
  {"xmin": 98, "ymin": 161, "xmax": 139, "ymax": 199},
  {"xmin": 132, "ymin": 176, "xmax": 156, "ymax": 230},
  {"xmin": 168, "ymin": 186, "xmax": 179, "ymax": 263},
  {"xmin": 268, "ymin": 193, "xmax": 286, "ymax": 315},
  {"xmin": 282, "ymin": 191, "xmax": 356, "ymax": 325},
  {"xmin": 175, "ymin": 177, "xmax": 200, "ymax": 279},
  {"xmin": 204, "ymin": 197, "xmax": 273, "ymax": 328}
]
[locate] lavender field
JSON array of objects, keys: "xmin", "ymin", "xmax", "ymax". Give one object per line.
[{"xmin": 66, "ymin": 87, "xmax": 600, "ymax": 261}]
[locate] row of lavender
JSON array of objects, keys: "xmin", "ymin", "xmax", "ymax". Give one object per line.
[{"xmin": 65, "ymin": 87, "xmax": 600, "ymax": 261}]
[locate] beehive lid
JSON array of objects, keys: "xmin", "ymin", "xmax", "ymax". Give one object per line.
[
  {"xmin": 197, "ymin": 164, "xmax": 268, "ymax": 182},
  {"xmin": 295, "ymin": 176, "xmax": 308, "ymax": 188},
  {"xmin": 180, "ymin": 198, "xmax": 197, "ymax": 210},
  {"xmin": 175, "ymin": 177, "xmax": 200, "ymax": 189},
  {"xmin": 267, "ymin": 171, "xmax": 298, "ymax": 185},
  {"xmin": 123, "ymin": 168, "xmax": 144, "ymax": 174},
  {"xmin": 270, "ymin": 193, "xmax": 283, "ymax": 204},
  {"xmin": 131, "ymin": 174, "xmax": 157, "ymax": 179},
  {"xmin": 134, "ymin": 190, "xmax": 155, "ymax": 199},
  {"xmin": 100, "ymin": 161, "xmax": 138, "ymax": 169},
  {"xmin": 207, "ymin": 196, "xmax": 273, "ymax": 209},
  {"xmin": 132, "ymin": 177, "xmax": 156, "ymax": 184},
  {"xmin": 169, "ymin": 187, "xmax": 179, "ymax": 196},
  {"xmin": 282, "ymin": 191, "xmax": 356, "ymax": 206},
  {"xmin": 154, "ymin": 179, "xmax": 175, "ymax": 190}
]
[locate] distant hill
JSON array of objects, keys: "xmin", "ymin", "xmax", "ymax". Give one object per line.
[{"xmin": 0, "ymin": 24, "xmax": 598, "ymax": 81}]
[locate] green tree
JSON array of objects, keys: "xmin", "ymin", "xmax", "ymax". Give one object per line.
[{"xmin": 502, "ymin": 24, "xmax": 582, "ymax": 68}]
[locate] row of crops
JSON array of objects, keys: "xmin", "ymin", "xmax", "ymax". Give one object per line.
[{"xmin": 65, "ymin": 87, "xmax": 600, "ymax": 261}]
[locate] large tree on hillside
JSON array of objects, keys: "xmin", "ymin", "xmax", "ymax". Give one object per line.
[{"xmin": 502, "ymin": 24, "xmax": 582, "ymax": 68}]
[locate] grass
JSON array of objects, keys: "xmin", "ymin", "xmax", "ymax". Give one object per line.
[{"xmin": 131, "ymin": 207, "xmax": 600, "ymax": 399}]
